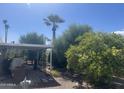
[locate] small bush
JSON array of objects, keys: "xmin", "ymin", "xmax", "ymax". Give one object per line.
[{"xmin": 51, "ymin": 69, "xmax": 61, "ymax": 77}]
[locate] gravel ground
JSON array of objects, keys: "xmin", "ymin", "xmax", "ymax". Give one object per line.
[
  {"xmin": 45, "ymin": 77, "xmax": 76, "ymax": 89},
  {"xmin": 0, "ymin": 76, "xmax": 76, "ymax": 89}
]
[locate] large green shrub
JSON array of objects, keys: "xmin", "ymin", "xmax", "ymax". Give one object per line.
[
  {"xmin": 65, "ymin": 32, "xmax": 124, "ymax": 88},
  {"xmin": 53, "ymin": 24, "xmax": 93, "ymax": 68}
]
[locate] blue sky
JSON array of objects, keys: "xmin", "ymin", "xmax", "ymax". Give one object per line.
[{"xmin": 0, "ymin": 3, "xmax": 124, "ymax": 43}]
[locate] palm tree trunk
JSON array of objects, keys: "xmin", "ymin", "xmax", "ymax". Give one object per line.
[
  {"xmin": 53, "ymin": 30, "xmax": 56, "ymax": 41},
  {"xmin": 52, "ymin": 24, "xmax": 56, "ymax": 47},
  {"xmin": 5, "ymin": 28, "xmax": 8, "ymax": 43}
]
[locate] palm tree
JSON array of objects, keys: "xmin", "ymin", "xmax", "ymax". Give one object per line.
[
  {"xmin": 43, "ymin": 14, "xmax": 64, "ymax": 69},
  {"xmin": 43, "ymin": 14, "xmax": 64, "ymax": 44},
  {"xmin": 3, "ymin": 19, "xmax": 9, "ymax": 43}
]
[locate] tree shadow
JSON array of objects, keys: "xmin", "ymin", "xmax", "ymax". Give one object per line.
[
  {"xmin": 112, "ymin": 76, "xmax": 124, "ymax": 89},
  {"xmin": 27, "ymin": 70, "xmax": 61, "ymax": 88},
  {"xmin": 60, "ymin": 70, "xmax": 89, "ymax": 89},
  {"xmin": 0, "ymin": 66, "xmax": 61, "ymax": 89}
]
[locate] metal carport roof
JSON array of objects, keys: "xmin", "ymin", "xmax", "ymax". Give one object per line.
[{"xmin": 0, "ymin": 43, "xmax": 52, "ymax": 50}]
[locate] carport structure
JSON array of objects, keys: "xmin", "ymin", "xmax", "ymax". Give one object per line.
[{"xmin": 0, "ymin": 43, "xmax": 53, "ymax": 70}]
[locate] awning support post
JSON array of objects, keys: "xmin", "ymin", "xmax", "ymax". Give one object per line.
[{"xmin": 50, "ymin": 49, "xmax": 52, "ymax": 70}]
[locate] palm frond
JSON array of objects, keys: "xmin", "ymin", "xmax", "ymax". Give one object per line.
[
  {"xmin": 43, "ymin": 18, "xmax": 49, "ymax": 22},
  {"xmin": 44, "ymin": 21, "xmax": 51, "ymax": 26},
  {"xmin": 47, "ymin": 14, "xmax": 65, "ymax": 23},
  {"xmin": 43, "ymin": 18, "xmax": 51, "ymax": 26},
  {"xmin": 3, "ymin": 19, "xmax": 7, "ymax": 24}
]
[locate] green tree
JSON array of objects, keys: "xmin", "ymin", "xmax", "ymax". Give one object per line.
[
  {"xmin": 19, "ymin": 32, "xmax": 46, "ymax": 70},
  {"xmin": 53, "ymin": 24, "xmax": 93, "ymax": 68},
  {"xmin": 19, "ymin": 32, "xmax": 45, "ymax": 44},
  {"xmin": 65, "ymin": 32, "xmax": 124, "ymax": 88}
]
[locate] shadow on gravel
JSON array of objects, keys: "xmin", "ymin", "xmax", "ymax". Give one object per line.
[{"xmin": 0, "ymin": 66, "xmax": 61, "ymax": 89}]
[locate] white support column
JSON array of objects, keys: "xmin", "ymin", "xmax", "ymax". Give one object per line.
[
  {"xmin": 50, "ymin": 48, "xmax": 52, "ymax": 70},
  {"xmin": 45, "ymin": 50, "xmax": 48, "ymax": 66}
]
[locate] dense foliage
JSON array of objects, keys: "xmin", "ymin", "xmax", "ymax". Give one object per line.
[
  {"xmin": 19, "ymin": 32, "xmax": 45, "ymax": 44},
  {"xmin": 53, "ymin": 24, "xmax": 93, "ymax": 68},
  {"xmin": 65, "ymin": 32, "xmax": 124, "ymax": 88}
]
